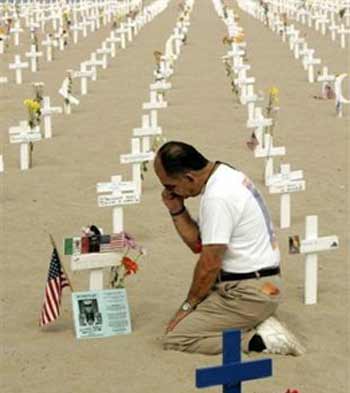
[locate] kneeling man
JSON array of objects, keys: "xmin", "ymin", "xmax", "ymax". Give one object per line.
[{"xmin": 154, "ymin": 141, "xmax": 304, "ymax": 356}]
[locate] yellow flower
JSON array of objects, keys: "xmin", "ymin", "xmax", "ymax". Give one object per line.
[
  {"xmin": 269, "ymin": 87, "xmax": 279, "ymax": 97},
  {"xmin": 24, "ymin": 99, "xmax": 41, "ymax": 112},
  {"xmin": 31, "ymin": 101, "xmax": 41, "ymax": 112},
  {"xmin": 233, "ymin": 33, "xmax": 245, "ymax": 43}
]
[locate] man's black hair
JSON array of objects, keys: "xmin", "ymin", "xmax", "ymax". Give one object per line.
[{"xmin": 158, "ymin": 141, "xmax": 209, "ymax": 176}]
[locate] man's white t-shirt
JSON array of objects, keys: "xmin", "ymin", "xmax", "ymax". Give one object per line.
[{"xmin": 198, "ymin": 163, "xmax": 280, "ymax": 273}]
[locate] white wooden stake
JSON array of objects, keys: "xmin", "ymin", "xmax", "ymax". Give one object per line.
[
  {"xmin": 112, "ymin": 175, "xmax": 124, "ymax": 234},
  {"xmin": 20, "ymin": 143, "xmax": 30, "ymax": 170},
  {"xmin": 41, "ymin": 96, "xmax": 62, "ymax": 138},
  {"xmin": 132, "ymin": 139, "xmax": 142, "ymax": 197},
  {"xmin": 304, "ymin": 216, "xmax": 318, "ymax": 305}
]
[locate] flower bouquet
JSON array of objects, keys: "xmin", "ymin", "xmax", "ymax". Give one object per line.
[
  {"xmin": 23, "ymin": 98, "xmax": 41, "ymax": 129},
  {"xmin": 109, "ymin": 232, "xmax": 146, "ymax": 289}
]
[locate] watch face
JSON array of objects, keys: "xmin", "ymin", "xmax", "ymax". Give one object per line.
[{"xmin": 181, "ymin": 302, "xmax": 191, "ymax": 312}]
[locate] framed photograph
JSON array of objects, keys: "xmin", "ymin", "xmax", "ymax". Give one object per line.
[
  {"xmin": 72, "ymin": 289, "xmax": 132, "ymax": 339},
  {"xmin": 288, "ymin": 235, "xmax": 301, "ymax": 254}
]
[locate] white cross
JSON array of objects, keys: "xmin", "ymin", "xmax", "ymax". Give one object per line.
[
  {"xmin": 317, "ymin": 66, "xmax": 336, "ymax": 98},
  {"xmin": 120, "ymin": 138, "xmax": 155, "ymax": 197},
  {"xmin": 116, "ymin": 23, "xmax": 128, "ymax": 49},
  {"xmin": 96, "ymin": 42, "xmax": 112, "ymax": 69},
  {"xmin": 97, "ymin": 175, "xmax": 139, "ymax": 233},
  {"xmin": 232, "ymin": 57, "xmax": 250, "ymax": 74},
  {"xmin": 25, "ymin": 44, "xmax": 43, "ymax": 72},
  {"xmin": 338, "ymin": 24, "xmax": 350, "ymax": 48},
  {"xmin": 10, "ymin": 21, "xmax": 23, "ymax": 46},
  {"xmin": 246, "ymin": 107, "xmax": 272, "ymax": 145},
  {"xmin": 255, "ymin": 133, "xmax": 286, "ymax": 183},
  {"xmin": 143, "ymin": 90, "xmax": 167, "ymax": 110},
  {"xmin": 289, "ymin": 216, "xmax": 339, "ymax": 305},
  {"xmin": 328, "ymin": 22, "xmax": 339, "ymax": 41},
  {"xmin": 41, "ymin": 96, "xmax": 62, "ymax": 138},
  {"xmin": 315, "ymin": 15, "xmax": 329, "ymax": 35},
  {"xmin": 58, "ymin": 73, "xmax": 80, "ymax": 114},
  {"xmin": 268, "ymin": 163, "xmax": 306, "ymax": 228},
  {"xmin": 293, "ymin": 36, "xmax": 305, "ymax": 59},
  {"xmin": 42, "ymin": 34, "xmax": 56, "ymax": 62},
  {"xmin": 73, "ymin": 62, "xmax": 95, "ymax": 95},
  {"xmin": 106, "ymin": 31, "xmax": 121, "ymax": 58},
  {"xmin": 70, "ymin": 24, "xmax": 82, "ymax": 44},
  {"xmin": 126, "ymin": 17, "xmax": 135, "ymax": 41},
  {"xmin": 9, "ymin": 55, "xmax": 29, "ymax": 84},
  {"xmin": 9, "ymin": 121, "xmax": 42, "ymax": 170},
  {"xmin": 87, "ymin": 52, "xmax": 106, "ymax": 77},
  {"xmin": 133, "ymin": 113, "xmax": 162, "ymax": 154},
  {"xmin": 70, "ymin": 244, "xmax": 123, "ymax": 291},
  {"xmin": 80, "ymin": 19, "xmax": 89, "ymax": 38},
  {"xmin": 289, "ymin": 29, "xmax": 300, "ymax": 51},
  {"xmin": 304, "ymin": 53, "xmax": 321, "ymax": 83},
  {"xmin": 241, "ymin": 83, "xmax": 258, "ymax": 106},
  {"xmin": 299, "ymin": 43, "xmax": 311, "ymax": 69}
]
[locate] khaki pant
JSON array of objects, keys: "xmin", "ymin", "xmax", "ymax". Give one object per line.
[{"xmin": 163, "ymin": 275, "xmax": 283, "ymax": 355}]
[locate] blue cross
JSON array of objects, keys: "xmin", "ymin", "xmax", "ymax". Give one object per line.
[{"xmin": 196, "ymin": 329, "xmax": 272, "ymax": 393}]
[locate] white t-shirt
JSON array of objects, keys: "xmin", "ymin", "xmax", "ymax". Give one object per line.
[{"xmin": 198, "ymin": 163, "xmax": 280, "ymax": 273}]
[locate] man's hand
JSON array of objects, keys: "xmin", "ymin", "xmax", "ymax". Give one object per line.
[
  {"xmin": 165, "ymin": 308, "xmax": 192, "ymax": 334},
  {"xmin": 162, "ymin": 189, "xmax": 184, "ymax": 214}
]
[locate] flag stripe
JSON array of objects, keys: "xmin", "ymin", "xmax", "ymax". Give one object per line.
[{"xmin": 39, "ymin": 247, "xmax": 70, "ymax": 327}]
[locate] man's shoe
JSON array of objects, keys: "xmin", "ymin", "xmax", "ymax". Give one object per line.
[{"xmin": 256, "ymin": 316, "xmax": 305, "ymax": 356}]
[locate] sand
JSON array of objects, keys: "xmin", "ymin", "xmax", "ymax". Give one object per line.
[{"xmin": 0, "ymin": 1, "xmax": 349, "ymax": 392}]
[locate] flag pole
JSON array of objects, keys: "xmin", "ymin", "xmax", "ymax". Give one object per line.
[{"xmin": 49, "ymin": 233, "xmax": 74, "ymax": 292}]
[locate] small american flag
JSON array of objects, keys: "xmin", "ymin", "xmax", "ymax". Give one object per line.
[
  {"xmin": 39, "ymin": 247, "xmax": 70, "ymax": 327},
  {"xmin": 100, "ymin": 232, "xmax": 126, "ymax": 253}
]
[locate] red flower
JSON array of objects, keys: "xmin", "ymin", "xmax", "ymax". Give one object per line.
[
  {"xmin": 122, "ymin": 256, "xmax": 138, "ymax": 275},
  {"xmin": 285, "ymin": 389, "xmax": 300, "ymax": 393}
]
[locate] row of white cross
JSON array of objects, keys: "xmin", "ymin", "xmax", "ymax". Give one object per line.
[
  {"xmin": 0, "ymin": 0, "xmax": 142, "ymax": 37},
  {"xmin": 75, "ymin": 0, "xmax": 194, "ymax": 291},
  {"xmin": 216, "ymin": 1, "xmax": 339, "ymax": 305},
  {"xmin": 241, "ymin": 0, "xmax": 350, "ymax": 118},
  {"xmin": 3, "ymin": 0, "xmax": 170, "ymax": 174},
  {"xmin": 0, "ymin": 0, "xmax": 142, "ymax": 57},
  {"xmin": 269, "ymin": 0, "xmax": 350, "ymax": 48},
  {"xmin": 3, "ymin": 5, "xmax": 141, "ymax": 84}
]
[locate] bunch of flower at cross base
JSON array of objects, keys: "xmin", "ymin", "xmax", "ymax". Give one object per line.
[
  {"xmin": 24, "ymin": 83, "xmax": 44, "ymax": 129},
  {"xmin": 109, "ymin": 232, "xmax": 146, "ymax": 289},
  {"xmin": 222, "ymin": 33, "xmax": 246, "ymax": 102},
  {"xmin": 265, "ymin": 86, "xmax": 280, "ymax": 136},
  {"xmin": 141, "ymin": 135, "xmax": 167, "ymax": 180}
]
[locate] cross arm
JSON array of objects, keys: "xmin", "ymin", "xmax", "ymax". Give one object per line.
[{"xmin": 196, "ymin": 359, "xmax": 272, "ymax": 388}]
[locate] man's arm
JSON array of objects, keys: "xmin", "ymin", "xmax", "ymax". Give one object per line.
[
  {"xmin": 171, "ymin": 209, "xmax": 202, "ymax": 253},
  {"xmin": 166, "ymin": 244, "xmax": 226, "ymax": 333},
  {"xmin": 186, "ymin": 244, "xmax": 226, "ymax": 305},
  {"xmin": 162, "ymin": 189, "xmax": 201, "ymax": 253}
]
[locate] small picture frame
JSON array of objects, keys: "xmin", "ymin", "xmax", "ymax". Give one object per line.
[{"xmin": 288, "ymin": 235, "xmax": 301, "ymax": 254}]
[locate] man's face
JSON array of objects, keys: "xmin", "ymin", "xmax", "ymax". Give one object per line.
[{"xmin": 154, "ymin": 157, "xmax": 199, "ymax": 198}]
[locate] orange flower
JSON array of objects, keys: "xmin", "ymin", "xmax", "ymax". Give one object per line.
[{"xmin": 122, "ymin": 256, "xmax": 138, "ymax": 275}]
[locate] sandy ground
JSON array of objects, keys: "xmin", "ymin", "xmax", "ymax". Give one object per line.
[{"xmin": 0, "ymin": 1, "xmax": 349, "ymax": 392}]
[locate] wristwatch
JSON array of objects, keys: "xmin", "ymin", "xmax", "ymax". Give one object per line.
[{"xmin": 180, "ymin": 301, "xmax": 193, "ymax": 312}]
